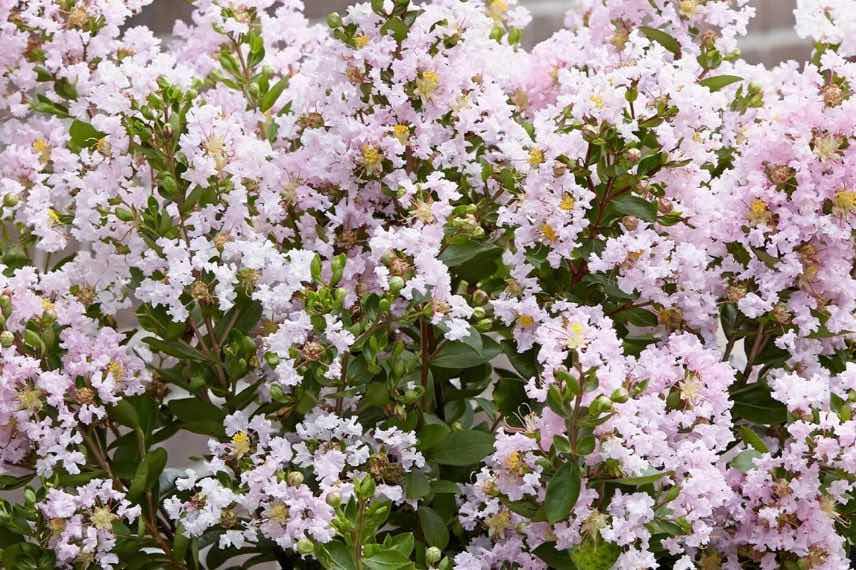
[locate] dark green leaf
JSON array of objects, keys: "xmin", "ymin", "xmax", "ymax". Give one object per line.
[
  {"xmin": 418, "ymin": 506, "xmax": 449, "ymax": 549},
  {"xmin": 430, "ymin": 429, "xmax": 494, "ymax": 466},
  {"xmin": 545, "ymin": 461, "xmax": 581, "ymax": 524},
  {"xmin": 129, "ymin": 448, "xmax": 168, "ymax": 502},
  {"xmin": 260, "ymin": 77, "xmax": 289, "ymax": 112}
]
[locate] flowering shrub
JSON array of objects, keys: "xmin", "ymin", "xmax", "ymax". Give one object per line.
[{"xmin": 1, "ymin": 0, "xmax": 856, "ymax": 568}]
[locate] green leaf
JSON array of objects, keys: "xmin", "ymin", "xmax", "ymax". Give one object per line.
[
  {"xmin": 417, "ymin": 423, "xmax": 450, "ymax": 450},
  {"xmin": 731, "ymin": 383, "xmax": 787, "ymax": 425},
  {"xmin": 430, "ymin": 429, "xmax": 494, "ymax": 466},
  {"xmin": 731, "ymin": 449, "xmax": 762, "ymax": 473},
  {"xmin": 364, "ymin": 547, "xmax": 414, "ymax": 570},
  {"xmin": 142, "ymin": 337, "xmax": 209, "ymax": 362},
  {"xmin": 533, "ymin": 543, "xmax": 576, "ymax": 570},
  {"xmin": 128, "ymin": 447, "xmax": 168, "ymax": 502},
  {"xmin": 609, "ymin": 471, "xmax": 669, "ymax": 486},
  {"xmin": 699, "ymin": 74, "xmax": 742, "ymax": 92},
  {"xmin": 608, "ymin": 194, "xmax": 657, "ymax": 222},
  {"xmin": 0, "ymin": 473, "xmax": 34, "ymax": 491},
  {"xmin": 544, "ymin": 461, "xmax": 581, "ymax": 524},
  {"xmin": 439, "ymin": 240, "xmax": 500, "ymax": 268},
  {"xmin": 260, "ymin": 77, "xmax": 289, "ymax": 112},
  {"xmin": 493, "ymin": 376, "xmax": 526, "ymax": 417},
  {"xmin": 383, "ymin": 533, "xmax": 415, "ymax": 558},
  {"xmin": 429, "ymin": 342, "xmax": 477, "ymax": 369},
  {"xmin": 404, "ymin": 471, "xmax": 431, "ymax": 500},
  {"xmin": 418, "ymin": 506, "xmax": 449, "ymax": 549},
  {"xmin": 68, "ymin": 119, "xmax": 105, "ymax": 153},
  {"xmin": 738, "ymin": 426, "xmax": 769, "ymax": 453},
  {"xmin": 639, "ymin": 26, "xmax": 681, "ymax": 57},
  {"xmin": 167, "ymin": 398, "xmax": 227, "ymax": 437},
  {"xmin": 316, "ymin": 540, "xmax": 356, "ymax": 570},
  {"xmin": 570, "ymin": 539, "xmax": 620, "ymax": 570}
]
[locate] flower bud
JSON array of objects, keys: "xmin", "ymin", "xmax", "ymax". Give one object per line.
[
  {"xmin": 625, "ymin": 148, "xmax": 641, "ymax": 163},
  {"xmin": 0, "ymin": 295, "xmax": 12, "ymax": 317},
  {"xmin": 297, "ymin": 538, "xmax": 315, "ymax": 555},
  {"xmin": 264, "ymin": 351, "xmax": 280, "ymax": 368},
  {"xmin": 388, "ymin": 276, "xmax": 405, "ymax": 295},
  {"xmin": 325, "ymin": 492, "xmax": 342, "ymax": 508},
  {"xmin": 355, "ymin": 475, "xmax": 376, "ymax": 500},
  {"xmin": 0, "ymin": 330, "xmax": 14, "ymax": 348},
  {"xmin": 287, "ymin": 471, "xmax": 304, "ymax": 486},
  {"xmin": 2, "ymin": 193, "xmax": 19, "ymax": 208},
  {"xmin": 426, "ymin": 547, "xmax": 442, "ymax": 565}
]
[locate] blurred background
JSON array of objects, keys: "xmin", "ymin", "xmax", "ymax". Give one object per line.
[{"xmin": 130, "ymin": 0, "xmax": 809, "ymax": 65}]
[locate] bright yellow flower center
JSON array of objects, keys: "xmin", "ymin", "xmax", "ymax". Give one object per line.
[
  {"xmin": 415, "ymin": 70, "xmax": 440, "ymax": 100},
  {"xmin": 90, "ymin": 506, "xmax": 116, "ymax": 530},
  {"xmin": 566, "ymin": 322, "xmax": 586, "ymax": 350},
  {"xmin": 231, "ymin": 431, "xmax": 251, "ymax": 458},
  {"xmin": 32, "ymin": 137, "xmax": 51, "ymax": 163},
  {"xmin": 541, "ymin": 223, "xmax": 558, "ymax": 243},
  {"xmin": 18, "ymin": 388, "xmax": 43, "ymax": 412},
  {"xmin": 832, "ymin": 189, "xmax": 856, "ymax": 214},
  {"xmin": 485, "ymin": 510, "xmax": 512, "ymax": 538},
  {"xmin": 503, "ymin": 451, "xmax": 528, "ymax": 476},
  {"xmin": 747, "ymin": 198, "xmax": 772, "ymax": 225},
  {"xmin": 268, "ymin": 501, "xmax": 290, "ymax": 523},
  {"xmin": 678, "ymin": 0, "xmax": 698, "ymax": 18},
  {"xmin": 590, "ymin": 94, "xmax": 605, "ymax": 109},
  {"xmin": 516, "ymin": 314, "xmax": 535, "ymax": 329},
  {"xmin": 392, "ymin": 124, "xmax": 410, "ymax": 144},
  {"xmin": 354, "ymin": 34, "xmax": 370, "ymax": 49},
  {"xmin": 361, "ymin": 144, "xmax": 383, "ymax": 175},
  {"xmin": 487, "ymin": 0, "xmax": 509, "ymax": 21},
  {"xmin": 529, "ymin": 148, "xmax": 544, "ymax": 167},
  {"xmin": 559, "ymin": 194, "xmax": 575, "ymax": 211}
]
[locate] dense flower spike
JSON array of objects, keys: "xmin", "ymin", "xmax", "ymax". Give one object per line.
[{"xmin": 1, "ymin": 0, "xmax": 856, "ymax": 568}]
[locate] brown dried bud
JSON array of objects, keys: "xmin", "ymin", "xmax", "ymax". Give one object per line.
[
  {"xmin": 821, "ymin": 83, "xmax": 844, "ymax": 108},
  {"xmin": 301, "ymin": 341, "xmax": 325, "ymax": 362}
]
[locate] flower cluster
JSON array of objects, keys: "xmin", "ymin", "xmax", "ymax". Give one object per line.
[{"xmin": 1, "ymin": 0, "xmax": 856, "ymax": 569}]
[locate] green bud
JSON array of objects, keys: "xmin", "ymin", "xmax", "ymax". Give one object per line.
[
  {"xmin": 326, "ymin": 13, "xmax": 342, "ymax": 29},
  {"xmin": 610, "ymin": 388, "xmax": 629, "ymax": 403},
  {"xmin": 330, "ymin": 254, "xmax": 346, "ymax": 286},
  {"xmin": 158, "ymin": 173, "xmax": 178, "ymax": 199},
  {"xmin": 310, "ymin": 254, "xmax": 322, "ymax": 283},
  {"xmin": 474, "ymin": 318, "xmax": 493, "ymax": 333},
  {"xmin": 248, "ymin": 82, "xmax": 260, "ymax": 98},
  {"xmin": 287, "ymin": 471, "xmax": 304, "ymax": 486},
  {"xmin": 23, "ymin": 329, "xmax": 45, "ymax": 355},
  {"xmin": 0, "ymin": 295, "xmax": 11, "ymax": 317},
  {"xmin": 270, "ymin": 384, "xmax": 286, "ymax": 402},
  {"xmin": 265, "ymin": 351, "xmax": 281, "ymax": 368},
  {"xmin": 471, "ymin": 289, "xmax": 489, "ymax": 306},
  {"xmin": 355, "ymin": 475, "xmax": 376, "ymax": 500},
  {"xmin": 507, "ymin": 27, "xmax": 522, "ymax": 45},
  {"xmin": 426, "ymin": 547, "xmax": 442, "ymax": 565},
  {"xmin": 589, "ymin": 395, "xmax": 613, "ymax": 416},
  {"xmin": 402, "ymin": 388, "xmax": 422, "ymax": 404},
  {"xmin": 555, "ymin": 369, "xmax": 580, "ymax": 397},
  {"xmin": 378, "ymin": 298, "xmax": 391, "ymax": 313},
  {"xmin": 438, "ymin": 558, "xmax": 452, "ymax": 570},
  {"xmin": 189, "ymin": 374, "xmax": 206, "ymax": 392},
  {"xmin": 388, "ymin": 276, "xmax": 405, "ymax": 296},
  {"xmin": 472, "ymin": 307, "xmax": 486, "ymax": 320},
  {"xmin": 296, "ymin": 538, "xmax": 315, "ymax": 555},
  {"xmin": 2, "ymin": 193, "xmax": 19, "ymax": 208},
  {"xmin": 114, "ymin": 207, "xmax": 134, "ymax": 222},
  {"xmin": 326, "ymin": 492, "xmax": 342, "ymax": 508},
  {"xmin": 0, "ymin": 330, "xmax": 14, "ymax": 348}
]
